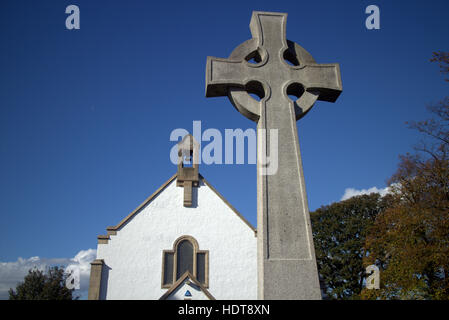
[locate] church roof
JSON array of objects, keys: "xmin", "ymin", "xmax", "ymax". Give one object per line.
[
  {"xmin": 158, "ymin": 271, "xmax": 215, "ymax": 300},
  {"xmin": 97, "ymin": 173, "xmax": 256, "ymax": 243}
]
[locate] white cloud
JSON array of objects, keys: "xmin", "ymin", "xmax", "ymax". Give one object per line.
[
  {"xmin": 341, "ymin": 186, "xmax": 391, "ymax": 201},
  {"xmin": 0, "ymin": 249, "xmax": 96, "ymax": 300}
]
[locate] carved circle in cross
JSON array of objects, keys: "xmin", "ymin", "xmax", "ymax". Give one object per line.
[{"xmin": 226, "ymin": 38, "xmax": 320, "ymax": 122}]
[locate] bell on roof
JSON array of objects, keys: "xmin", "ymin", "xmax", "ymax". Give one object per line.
[{"xmin": 177, "ymin": 134, "xmax": 199, "ymax": 207}]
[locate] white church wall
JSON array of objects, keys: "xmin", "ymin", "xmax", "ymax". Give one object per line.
[{"xmin": 96, "ymin": 178, "xmax": 257, "ymax": 300}]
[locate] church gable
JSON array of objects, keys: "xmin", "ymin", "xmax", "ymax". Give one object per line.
[
  {"xmin": 96, "ymin": 173, "xmax": 256, "ymax": 244},
  {"xmin": 91, "ymin": 170, "xmax": 258, "ymax": 300}
]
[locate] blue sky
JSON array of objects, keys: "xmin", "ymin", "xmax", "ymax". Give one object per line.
[{"xmin": 0, "ymin": 0, "xmax": 448, "ymax": 296}]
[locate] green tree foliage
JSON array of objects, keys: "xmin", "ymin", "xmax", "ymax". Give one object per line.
[
  {"xmin": 9, "ymin": 266, "xmax": 76, "ymax": 300},
  {"xmin": 311, "ymin": 193, "xmax": 392, "ymax": 299},
  {"xmin": 361, "ymin": 53, "xmax": 449, "ymax": 300}
]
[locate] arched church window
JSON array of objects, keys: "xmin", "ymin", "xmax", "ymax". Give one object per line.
[
  {"xmin": 176, "ymin": 240, "xmax": 194, "ymax": 278},
  {"xmin": 161, "ymin": 236, "xmax": 209, "ymax": 288}
]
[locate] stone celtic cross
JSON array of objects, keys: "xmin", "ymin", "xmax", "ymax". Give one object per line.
[{"xmin": 205, "ymin": 11, "xmax": 342, "ymax": 299}]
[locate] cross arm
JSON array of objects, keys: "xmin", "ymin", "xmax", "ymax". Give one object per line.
[
  {"xmin": 300, "ymin": 63, "xmax": 342, "ymax": 102},
  {"xmin": 205, "ymin": 57, "xmax": 253, "ymax": 97}
]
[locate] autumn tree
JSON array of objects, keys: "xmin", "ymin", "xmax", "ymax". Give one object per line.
[
  {"xmin": 361, "ymin": 53, "xmax": 449, "ymax": 300},
  {"xmin": 431, "ymin": 51, "xmax": 449, "ymax": 82},
  {"xmin": 311, "ymin": 193, "xmax": 392, "ymax": 299},
  {"xmin": 9, "ymin": 266, "xmax": 76, "ymax": 300}
]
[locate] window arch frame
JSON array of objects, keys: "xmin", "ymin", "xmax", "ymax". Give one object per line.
[{"xmin": 161, "ymin": 235, "xmax": 209, "ymax": 288}]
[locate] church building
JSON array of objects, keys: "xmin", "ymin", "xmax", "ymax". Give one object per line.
[{"xmin": 88, "ymin": 135, "xmax": 257, "ymax": 300}]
